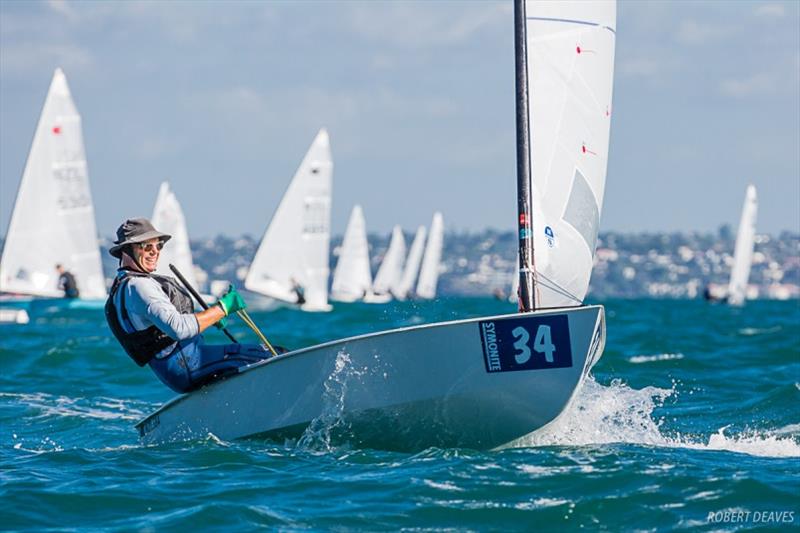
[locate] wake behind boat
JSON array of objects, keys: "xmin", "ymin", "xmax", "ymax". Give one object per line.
[{"xmin": 136, "ymin": 0, "xmax": 617, "ymax": 451}]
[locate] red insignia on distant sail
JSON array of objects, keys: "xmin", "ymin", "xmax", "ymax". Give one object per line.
[{"xmin": 52, "ymin": 126, "xmax": 61, "ymax": 135}]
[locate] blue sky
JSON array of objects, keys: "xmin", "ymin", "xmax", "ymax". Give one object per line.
[{"xmin": 1, "ymin": 0, "xmax": 798, "ymax": 238}]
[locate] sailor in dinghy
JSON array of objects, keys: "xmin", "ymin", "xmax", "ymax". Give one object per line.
[{"xmin": 105, "ymin": 218, "xmax": 271, "ymax": 393}]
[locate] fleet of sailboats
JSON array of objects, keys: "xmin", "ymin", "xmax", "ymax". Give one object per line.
[
  {"xmin": 0, "ymin": 68, "xmax": 106, "ymax": 308},
  {"xmin": 331, "ymin": 211, "xmax": 445, "ymax": 304},
  {"xmin": 134, "ymin": 0, "xmax": 617, "ymax": 451}
]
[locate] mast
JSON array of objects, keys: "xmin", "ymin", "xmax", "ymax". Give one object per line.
[{"xmin": 514, "ymin": 0, "xmax": 536, "ymax": 312}]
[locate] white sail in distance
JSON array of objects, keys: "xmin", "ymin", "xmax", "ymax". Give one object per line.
[
  {"xmin": 151, "ymin": 181, "xmax": 199, "ymax": 291},
  {"xmin": 727, "ymin": 184, "xmax": 757, "ymax": 306},
  {"xmin": 394, "ymin": 226, "xmax": 427, "ymax": 300},
  {"xmin": 331, "ymin": 205, "xmax": 373, "ymax": 302},
  {"xmin": 372, "ymin": 225, "xmax": 407, "ymax": 297},
  {"xmin": 509, "ymin": 251, "xmax": 520, "ymax": 303},
  {"xmin": 416, "ymin": 212, "xmax": 444, "ymax": 299},
  {"xmin": 0, "ymin": 68, "xmax": 105, "ymax": 299},
  {"xmin": 524, "ymin": 0, "xmax": 616, "ymax": 307},
  {"xmin": 245, "ymin": 129, "xmax": 333, "ymax": 311}
]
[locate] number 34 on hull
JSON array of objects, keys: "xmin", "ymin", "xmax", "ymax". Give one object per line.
[{"xmin": 136, "ymin": 305, "xmax": 605, "ymax": 451}]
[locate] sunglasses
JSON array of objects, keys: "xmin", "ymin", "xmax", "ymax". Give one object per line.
[{"xmin": 135, "ymin": 241, "xmax": 165, "ymax": 253}]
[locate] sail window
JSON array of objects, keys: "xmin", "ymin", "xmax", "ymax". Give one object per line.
[{"xmin": 562, "ymin": 168, "xmax": 599, "ymax": 254}]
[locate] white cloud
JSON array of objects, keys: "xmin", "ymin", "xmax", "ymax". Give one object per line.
[
  {"xmin": 719, "ymin": 73, "xmax": 776, "ymax": 97},
  {"xmin": 619, "ymin": 58, "xmax": 659, "ymax": 78},
  {"xmin": 675, "ymin": 19, "xmax": 732, "ymax": 45},
  {"xmin": 135, "ymin": 138, "xmax": 174, "ymax": 160},
  {"xmin": 345, "ymin": 2, "xmax": 507, "ymax": 49},
  {"xmin": 46, "ymin": 0, "xmax": 77, "ymax": 20},
  {"xmin": 754, "ymin": 3, "xmax": 785, "ymax": 18}
]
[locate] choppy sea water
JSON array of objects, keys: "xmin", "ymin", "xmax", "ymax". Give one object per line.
[{"xmin": 1, "ymin": 298, "xmax": 798, "ymax": 531}]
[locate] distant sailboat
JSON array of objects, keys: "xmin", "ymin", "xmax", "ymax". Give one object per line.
[
  {"xmin": 151, "ymin": 182, "xmax": 200, "ymax": 291},
  {"xmin": 416, "ymin": 212, "xmax": 444, "ymax": 299},
  {"xmin": 394, "ymin": 226, "xmax": 427, "ymax": 300},
  {"xmin": 727, "ymin": 185, "xmax": 758, "ymax": 306},
  {"xmin": 245, "ymin": 129, "xmax": 333, "ymax": 312},
  {"xmin": 369, "ymin": 225, "xmax": 407, "ymax": 302},
  {"xmin": 0, "ymin": 68, "xmax": 105, "ymax": 305},
  {"xmin": 330, "ymin": 205, "xmax": 373, "ymax": 302},
  {"xmin": 508, "ymin": 252, "xmax": 520, "ymax": 304}
]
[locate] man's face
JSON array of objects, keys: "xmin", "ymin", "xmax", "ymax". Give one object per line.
[{"xmin": 133, "ymin": 238, "xmax": 162, "ymax": 273}]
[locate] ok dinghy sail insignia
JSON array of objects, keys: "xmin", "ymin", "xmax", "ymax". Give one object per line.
[
  {"xmin": 727, "ymin": 184, "xmax": 757, "ymax": 306},
  {"xmin": 151, "ymin": 182, "xmax": 200, "ymax": 291},
  {"xmin": 244, "ymin": 129, "xmax": 333, "ymax": 312},
  {"xmin": 331, "ymin": 205, "xmax": 373, "ymax": 302},
  {"xmin": 136, "ymin": 0, "xmax": 616, "ymax": 451},
  {"xmin": 416, "ymin": 212, "xmax": 444, "ymax": 300},
  {"xmin": 0, "ymin": 68, "xmax": 105, "ymax": 301}
]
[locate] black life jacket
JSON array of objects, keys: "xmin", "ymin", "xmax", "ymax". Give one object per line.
[{"xmin": 104, "ymin": 269, "xmax": 195, "ymax": 367}]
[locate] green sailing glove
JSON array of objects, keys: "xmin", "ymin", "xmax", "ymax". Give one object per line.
[{"xmin": 217, "ymin": 284, "xmax": 247, "ymax": 316}]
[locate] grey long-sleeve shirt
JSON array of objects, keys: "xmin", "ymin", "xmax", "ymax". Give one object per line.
[{"xmin": 112, "ymin": 272, "xmax": 200, "ymax": 358}]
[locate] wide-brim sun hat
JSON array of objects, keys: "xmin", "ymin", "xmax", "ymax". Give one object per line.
[{"xmin": 109, "ymin": 218, "xmax": 172, "ymax": 258}]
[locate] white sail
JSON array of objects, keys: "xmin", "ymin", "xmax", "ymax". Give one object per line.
[
  {"xmin": 331, "ymin": 205, "xmax": 373, "ymax": 302},
  {"xmin": 416, "ymin": 212, "xmax": 444, "ymax": 299},
  {"xmin": 727, "ymin": 185, "xmax": 757, "ymax": 306},
  {"xmin": 151, "ymin": 182, "xmax": 199, "ymax": 290},
  {"xmin": 0, "ymin": 68, "xmax": 105, "ymax": 299},
  {"xmin": 245, "ymin": 129, "xmax": 332, "ymax": 311},
  {"xmin": 372, "ymin": 225, "xmax": 407, "ymax": 297},
  {"xmin": 509, "ymin": 251, "xmax": 520, "ymax": 304},
  {"xmin": 525, "ymin": 0, "xmax": 616, "ymax": 307},
  {"xmin": 394, "ymin": 226, "xmax": 427, "ymax": 300}
]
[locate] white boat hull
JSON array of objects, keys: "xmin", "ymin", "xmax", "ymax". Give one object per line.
[
  {"xmin": 362, "ymin": 292, "xmax": 393, "ymax": 304},
  {"xmin": 0, "ymin": 308, "xmax": 30, "ymax": 324},
  {"xmin": 136, "ymin": 305, "xmax": 605, "ymax": 451}
]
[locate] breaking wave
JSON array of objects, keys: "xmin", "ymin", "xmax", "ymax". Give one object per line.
[{"xmin": 513, "ymin": 377, "xmax": 800, "ymax": 458}]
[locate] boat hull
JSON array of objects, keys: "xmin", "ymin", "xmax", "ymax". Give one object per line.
[
  {"xmin": 136, "ymin": 305, "xmax": 605, "ymax": 451},
  {"xmin": 0, "ymin": 296, "xmax": 105, "ymax": 312}
]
